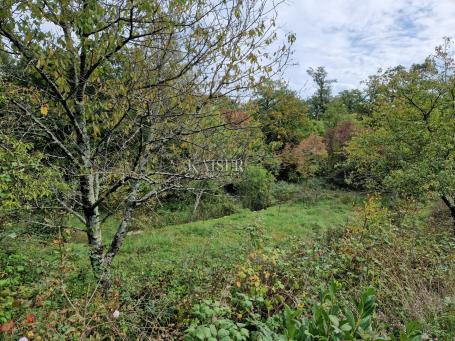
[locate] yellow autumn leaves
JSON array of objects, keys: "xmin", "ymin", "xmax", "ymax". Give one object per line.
[{"xmin": 40, "ymin": 103, "xmax": 48, "ymax": 116}]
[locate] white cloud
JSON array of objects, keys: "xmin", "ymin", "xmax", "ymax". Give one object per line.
[{"xmin": 276, "ymin": 0, "xmax": 455, "ymax": 96}]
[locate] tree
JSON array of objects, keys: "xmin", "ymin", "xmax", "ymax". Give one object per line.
[
  {"xmin": 324, "ymin": 120, "xmax": 358, "ymax": 184},
  {"xmin": 253, "ymin": 81, "xmax": 315, "ymax": 179},
  {"xmin": 0, "ymin": 135, "xmax": 58, "ymax": 228},
  {"xmin": 323, "ymin": 96, "xmax": 351, "ymax": 128},
  {"xmin": 280, "ymin": 134, "xmax": 327, "ymax": 180},
  {"xmin": 307, "ymin": 66, "xmax": 337, "ymax": 119},
  {"xmin": 346, "ymin": 40, "xmax": 455, "ymax": 230},
  {"xmin": 255, "ymin": 81, "xmax": 310, "ymax": 148},
  {"xmin": 0, "ymin": 0, "xmax": 293, "ymax": 283},
  {"xmin": 338, "ymin": 89, "xmax": 370, "ymax": 116}
]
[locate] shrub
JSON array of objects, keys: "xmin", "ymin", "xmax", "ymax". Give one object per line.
[
  {"xmin": 280, "ymin": 134, "xmax": 327, "ymax": 181},
  {"xmin": 235, "ymin": 165, "xmax": 275, "ymax": 211},
  {"xmin": 324, "ymin": 120, "xmax": 358, "ymax": 185},
  {"xmin": 185, "ymin": 300, "xmax": 249, "ymax": 341},
  {"xmin": 303, "ymin": 196, "xmax": 455, "ymax": 339},
  {"xmin": 133, "ymin": 190, "xmax": 242, "ymax": 229},
  {"xmin": 186, "ymin": 283, "xmax": 423, "ymax": 341},
  {"xmin": 196, "ymin": 193, "xmax": 242, "ymax": 220},
  {"xmin": 252, "ymin": 283, "xmax": 398, "ymax": 341}
]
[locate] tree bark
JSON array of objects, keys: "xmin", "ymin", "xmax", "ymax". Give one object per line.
[
  {"xmin": 80, "ymin": 172, "xmax": 106, "ymax": 281},
  {"xmin": 81, "ymin": 173, "xmax": 138, "ymax": 289},
  {"xmin": 104, "ymin": 181, "xmax": 139, "ymax": 268},
  {"xmin": 441, "ymin": 195, "xmax": 455, "ymax": 233},
  {"xmin": 192, "ymin": 190, "xmax": 204, "ymax": 218}
]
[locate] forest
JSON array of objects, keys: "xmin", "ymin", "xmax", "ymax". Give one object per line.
[{"xmin": 0, "ymin": 0, "xmax": 454, "ymax": 340}]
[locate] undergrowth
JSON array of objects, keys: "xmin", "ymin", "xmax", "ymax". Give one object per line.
[{"xmin": 1, "ymin": 194, "xmax": 454, "ymax": 340}]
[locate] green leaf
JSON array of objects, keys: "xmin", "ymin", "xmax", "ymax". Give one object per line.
[
  {"xmin": 329, "ymin": 315, "xmax": 339, "ymax": 327},
  {"xmin": 340, "ymin": 323, "xmax": 352, "ymax": 332}
]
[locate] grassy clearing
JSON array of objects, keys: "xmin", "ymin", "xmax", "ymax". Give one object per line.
[
  {"xmin": 8, "ymin": 187, "xmax": 362, "ymax": 288},
  {"xmin": 66, "ymin": 190, "xmax": 362, "ymax": 284},
  {"xmin": 0, "ymin": 188, "xmax": 364, "ymax": 338}
]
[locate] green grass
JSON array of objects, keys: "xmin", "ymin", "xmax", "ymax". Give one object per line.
[
  {"xmin": 7, "ymin": 188, "xmax": 363, "ymax": 320},
  {"xmin": 5, "ymin": 190, "xmax": 454, "ymax": 339},
  {"xmin": 63, "ymin": 190, "xmax": 362, "ymax": 288},
  {"xmin": 23, "ymin": 189, "xmax": 455, "ymax": 339}
]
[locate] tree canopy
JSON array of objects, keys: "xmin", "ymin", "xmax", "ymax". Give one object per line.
[
  {"xmin": 0, "ymin": 0, "xmax": 293, "ymax": 281},
  {"xmin": 346, "ymin": 41, "xmax": 455, "ymax": 228}
]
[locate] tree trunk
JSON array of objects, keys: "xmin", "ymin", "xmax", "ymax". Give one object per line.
[
  {"xmin": 101, "ymin": 180, "xmax": 140, "ymax": 289},
  {"xmin": 192, "ymin": 190, "xmax": 204, "ymax": 218},
  {"xmin": 105, "ymin": 186, "xmax": 138, "ymax": 267},
  {"xmin": 81, "ymin": 175, "xmax": 138, "ymax": 289},
  {"xmin": 80, "ymin": 172, "xmax": 107, "ymax": 282},
  {"xmin": 441, "ymin": 195, "xmax": 455, "ymax": 233}
]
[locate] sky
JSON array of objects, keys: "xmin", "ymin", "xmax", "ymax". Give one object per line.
[{"xmin": 276, "ymin": 0, "xmax": 455, "ymax": 95}]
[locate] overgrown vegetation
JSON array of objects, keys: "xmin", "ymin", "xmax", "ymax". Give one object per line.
[
  {"xmin": 2, "ymin": 192, "xmax": 454, "ymax": 339},
  {"xmin": 1, "ymin": 0, "xmax": 454, "ymax": 339}
]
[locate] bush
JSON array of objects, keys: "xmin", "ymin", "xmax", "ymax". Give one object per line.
[
  {"xmin": 251, "ymin": 283, "xmax": 400, "ymax": 341},
  {"xmin": 280, "ymin": 134, "xmax": 327, "ymax": 181},
  {"xmin": 184, "ymin": 300, "xmax": 249, "ymax": 341},
  {"xmin": 302, "ymin": 196, "xmax": 455, "ymax": 339},
  {"xmin": 270, "ymin": 181, "xmax": 301, "ymax": 203},
  {"xmin": 196, "ymin": 193, "xmax": 242, "ymax": 219},
  {"xmin": 133, "ymin": 190, "xmax": 242, "ymax": 229},
  {"xmin": 2, "ymin": 192, "xmax": 453, "ymax": 339},
  {"xmin": 235, "ymin": 165, "xmax": 275, "ymax": 211},
  {"xmin": 324, "ymin": 120, "xmax": 358, "ymax": 186},
  {"xmin": 186, "ymin": 283, "xmax": 423, "ymax": 341}
]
